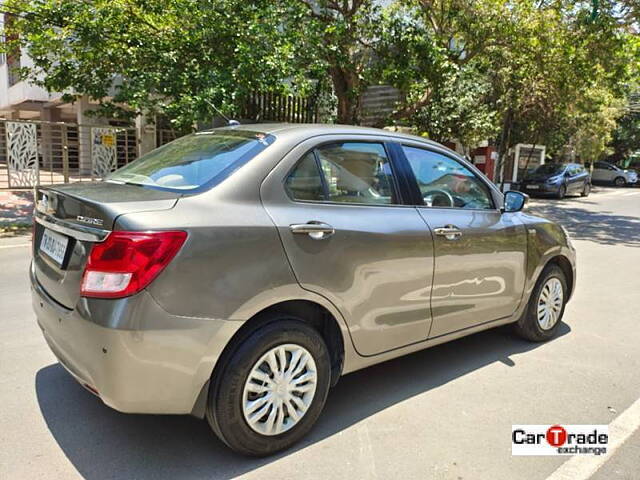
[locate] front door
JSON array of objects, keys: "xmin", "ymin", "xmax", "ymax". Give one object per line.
[
  {"xmin": 566, "ymin": 164, "xmax": 587, "ymax": 193},
  {"xmin": 261, "ymin": 137, "xmax": 434, "ymax": 356},
  {"xmin": 399, "ymin": 144, "xmax": 528, "ymax": 337}
]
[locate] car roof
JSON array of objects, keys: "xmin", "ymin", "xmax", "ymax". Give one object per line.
[{"xmin": 209, "ymin": 122, "xmax": 445, "ymax": 148}]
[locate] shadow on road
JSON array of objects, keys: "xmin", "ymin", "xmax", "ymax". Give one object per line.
[
  {"xmin": 36, "ymin": 323, "xmax": 569, "ymax": 480},
  {"xmin": 527, "ymin": 202, "xmax": 640, "ymax": 247}
]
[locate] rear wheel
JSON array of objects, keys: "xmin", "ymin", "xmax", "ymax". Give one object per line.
[
  {"xmin": 614, "ymin": 176, "xmax": 626, "ymax": 187},
  {"xmin": 206, "ymin": 318, "xmax": 331, "ymax": 456},
  {"xmin": 514, "ymin": 265, "xmax": 567, "ymax": 342},
  {"xmin": 556, "ymin": 184, "xmax": 567, "ymax": 199},
  {"xmin": 581, "ymin": 182, "xmax": 590, "ymax": 197}
]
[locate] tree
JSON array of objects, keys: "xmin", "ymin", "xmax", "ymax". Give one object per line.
[
  {"xmin": 608, "ymin": 111, "xmax": 640, "ymax": 162},
  {"xmin": 376, "ymin": 0, "xmax": 637, "ymax": 175},
  {"xmin": 567, "ymin": 88, "xmax": 624, "ymax": 162},
  {"xmin": 3, "ymin": 0, "xmax": 637, "ymax": 144},
  {"xmin": 2, "ymin": 0, "xmax": 310, "ymax": 130},
  {"xmin": 374, "ymin": 2, "xmax": 502, "ymax": 146},
  {"xmin": 492, "ymin": 2, "xmax": 637, "ymax": 161},
  {"xmin": 294, "ymin": 1, "xmax": 381, "ymax": 124}
]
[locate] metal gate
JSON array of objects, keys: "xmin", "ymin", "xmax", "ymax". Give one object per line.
[{"xmin": 0, "ymin": 119, "xmax": 138, "ymax": 189}]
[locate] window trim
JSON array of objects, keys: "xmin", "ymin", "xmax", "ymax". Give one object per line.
[
  {"xmin": 394, "ymin": 142, "xmax": 500, "ymax": 211},
  {"xmin": 282, "ymin": 140, "xmax": 411, "ymax": 208}
]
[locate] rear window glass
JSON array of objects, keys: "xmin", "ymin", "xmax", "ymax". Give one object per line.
[{"xmin": 107, "ymin": 130, "xmax": 275, "ymax": 192}]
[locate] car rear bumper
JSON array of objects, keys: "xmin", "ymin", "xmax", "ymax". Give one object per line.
[
  {"xmin": 30, "ymin": 263, "xmax": 242, "ymax": 415},
  {"xmin": 520, "ymin": 184, "xmax": 561, "ymax": 196}
]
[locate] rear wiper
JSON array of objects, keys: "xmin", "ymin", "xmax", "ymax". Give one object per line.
[{"xmin": 106, "ymin": 179, "xmax": 144, "ymax": 187}]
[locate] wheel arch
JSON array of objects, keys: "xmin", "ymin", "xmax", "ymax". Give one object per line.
[
  {"xmin": 614, "ymin": 176, "xmax": 626, "ymax": 186},
  {"xmin": 543, "ymin": 254, "xmax": 575, "ymax": 301},
  {"xmin": 191, "ymin": 299, "xmax": 346, "ymax": 418}
]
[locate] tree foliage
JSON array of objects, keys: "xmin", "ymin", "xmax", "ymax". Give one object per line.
[
  {"xmin": 608, "ymin": 110, "xmax": 640, "ymax": 161},
  {"xmin": 377, "ymin": 0, "xmax": 638, "ymax": 164},
  {"xmin": 2, "ymin": 0, "xmax": 312, "ymax": 129}
]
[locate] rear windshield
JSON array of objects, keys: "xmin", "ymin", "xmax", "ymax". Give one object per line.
[{"xmin": 107, "ymin": 130, "xmax": 275, "ymax": 192}]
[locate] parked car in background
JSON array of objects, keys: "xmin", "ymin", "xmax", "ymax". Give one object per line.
[
  {"xmin": 519, "ymin": 163, "xmax": 590, "ymax": 199},
  {"xmin": 31, "ymin": 124, "xmax": 576, "ymax": 456},
  {"xmin": 592, "ymin": 161, "xmax": 638, "ymax": 187},
  {"xmin": 614, "ymin": 157, "xmax": 640, "ymax": 185}
]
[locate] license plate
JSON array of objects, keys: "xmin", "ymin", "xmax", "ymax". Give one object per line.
[
  {"xmin": 40, "ymin": 228, "xmax": 69, "ymax": 266},
  {"xmin": 526, "ymin": 184, "xmax": 540, "ymax": 189}
]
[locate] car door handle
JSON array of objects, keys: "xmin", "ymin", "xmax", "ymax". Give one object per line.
[
  {"xmin": 434, "ymin": 225, "xmax": 462, "ymax": 240},
  {"xmin": 290, "ymin": 222, "xmax": 335, "ymax": 240}
]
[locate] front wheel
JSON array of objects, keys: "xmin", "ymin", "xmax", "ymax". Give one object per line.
[
  {"xmin": 206, "ymin": 318, "xmax": 331, "ymax": 456},
  {"xmin": 581, "ymin": 182, "xmax": 590, "ymax": 197},
  {"xmin": 514, "ymin": 265, "xmax": 568, "ymax": 342},
  {"xmin": 556, "ymin": 185, "xmax": 567, "ymax": 199},
  {"xmin": 614, "ymin": 176, "xmax": 626, "ymax": 187}
]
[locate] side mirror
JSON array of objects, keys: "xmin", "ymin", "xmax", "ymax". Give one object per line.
[{"xmin": 503, "ymin": 191, "xmax": 528, "ymax": 213}]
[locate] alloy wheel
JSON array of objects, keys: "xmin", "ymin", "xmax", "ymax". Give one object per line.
[
  {"xmin": 242, "ymin": 343, "xmax": 317, "ymax": 436},
  {"xmin": 537, "ymin": 277, "xmax": 564, "ymax": 330}
]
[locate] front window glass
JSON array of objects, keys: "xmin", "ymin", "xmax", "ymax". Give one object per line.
[
  {"xmin": 568, "ymin": 165, "xmax": 583, "ymax": 176},
  {"xmin": 402, "ymin": 146, "xmax": 493, "ymax": 209},
  {"xmin": 107, "ymin": 130, "xmax": 275, "ymax": 191}
]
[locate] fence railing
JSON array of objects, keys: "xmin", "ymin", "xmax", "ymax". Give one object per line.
[
  {"xmin": 0, "ymin": 119, "xmax": 138, "ymax": 189},
  {"xmin": 239, "ymin": 92, "xmax": 320, "ymax": 123}
]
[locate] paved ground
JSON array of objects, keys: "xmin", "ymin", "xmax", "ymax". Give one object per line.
[
  {"xmin": 1, "ymin": 187, "xmax": 639, "ymax": 480},
  {"xmin": 0, "ymin": 190, "xmax": 33, "ymax": 226}
]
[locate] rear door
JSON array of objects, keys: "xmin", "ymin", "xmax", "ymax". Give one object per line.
[
  {"xmin": 591, "ymin": 163, "xmax": 610, "ymax": 182},
  {"xmin": 397, "ymin": 144, "xmax": 527, "ymax": 337},
  {"xmin": 261, "ymin": 136, "xmax": 434, "ymax": 356}
]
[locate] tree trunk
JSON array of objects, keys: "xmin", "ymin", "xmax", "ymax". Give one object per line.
[
  {"xmin": 330, "ymin": 66, "xmax": 360, "ymax": 125},
  {"xmin": 496, "ymin": 107, "xmax": 513, "ymax": 188}
]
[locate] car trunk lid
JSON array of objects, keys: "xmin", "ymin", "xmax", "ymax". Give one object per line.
[{"xmin": 33, "ymin": 182, "xmax": 180, "ymax": 309}]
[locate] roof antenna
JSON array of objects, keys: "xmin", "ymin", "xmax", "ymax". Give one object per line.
[{"xmin": 205, "ymin": 100, "xmax": 240, "ymax": 126}]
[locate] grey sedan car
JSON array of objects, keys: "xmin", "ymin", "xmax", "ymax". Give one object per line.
[{"xmin": 31, "ymin": 124, "xmax": 575, "ymax": 456}]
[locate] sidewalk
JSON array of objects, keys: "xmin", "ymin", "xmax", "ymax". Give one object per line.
[{"xmin": 0, "ymin": 190, "xmax": 34, "ymax": 236}]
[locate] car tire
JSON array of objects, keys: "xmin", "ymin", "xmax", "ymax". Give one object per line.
[
  {"xmin": 556, "ymin": 185, "xmax": 566, "ymax": 199},
  {"xmin": 206, "ymin": 317, "xmax": 331, "ymax": 456},
  {"xmin": 581, "ymin": 182, "xmax": 590, "ymax": 197},
  {"xmin": 514, "ymin": 264, "xmax": 568, "ymax": 342},
  {"xmin": 614, "ymin": 176, "xmax": 626, "ymax": 187}
]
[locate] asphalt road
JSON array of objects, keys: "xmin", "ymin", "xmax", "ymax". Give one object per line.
[{"xmin": 1, "ymin": 186, "xmax": 639, "ymax": 480}]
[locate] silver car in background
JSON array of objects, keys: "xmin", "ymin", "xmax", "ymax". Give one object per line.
[
  {"xmin": 591, "ymin": 161, "xmax": 638, "ymax": 186},
  {"xmin": 31, "ymin": 124, "xmax": 576, "ymax": 456}
]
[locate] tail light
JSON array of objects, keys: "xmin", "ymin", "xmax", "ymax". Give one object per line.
[{"xmin": 81, "ymin": 230, "xmax": 187, "ymax": 298}]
